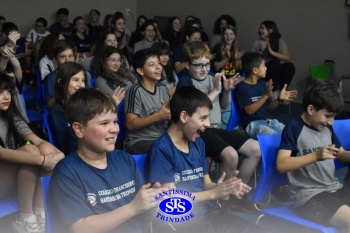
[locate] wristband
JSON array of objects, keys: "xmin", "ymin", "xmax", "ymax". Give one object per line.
[{"xmin": 41, "ymin": 154, "xmax": 46, "ymax": 166}]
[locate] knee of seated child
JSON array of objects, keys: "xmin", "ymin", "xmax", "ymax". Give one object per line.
[
  {"xmin": 241, "ymin": 139, "xmax": 261, "ymax": 159},
  {"xmin": 220, "ymin": 147, "xmax": 239, "ymax": 163},
  {"xmin": 37, "ymin": 142, "xmax": 59, "ymax": 156},
  {"xmin": 18, "ymin": 144, "xmax": 40, "ymax": 155}
]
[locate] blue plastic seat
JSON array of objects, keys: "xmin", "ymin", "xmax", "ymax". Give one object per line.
[
  {"xmin": 252, "ymin": 133, "xmax": 340, "ymax": 233},
  {"xmin": 116, "ymin": 100, "xmax": 125, "ymax": 146},
  {"xmin": 333, "ymin": 119, "xmax": 350, "ymax": 170},
  {"xmin": 226, "ymin": 89, "xmax": 241, "ymax": 131},
  {"xmin": 41, "ymin": 176, "xmax": 65, "ymax": 233},
  {"xmin": 132, "ymin": 154, "xmax": 147, "ymax": 178}
]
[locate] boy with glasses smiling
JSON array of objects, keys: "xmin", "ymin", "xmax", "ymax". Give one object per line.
[
  {"xmin": 177, "ymin": 41, "xmax": 261, "ymax": 212},
  {"xmin": 133, "ymin": 20, "xmax": 157, "ymax": 54}
]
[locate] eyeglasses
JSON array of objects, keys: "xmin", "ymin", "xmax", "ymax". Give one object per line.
[
  {"xmin": 190, "ymin": 62, "xmax": 210, "ymax": 70},
  {"xmin": 144, "ymin": 29, "xmax": 155, "ymax": 33},
  {"xmin": 107, "ymin": 58, "xmax": 122, "ymax": 64}
]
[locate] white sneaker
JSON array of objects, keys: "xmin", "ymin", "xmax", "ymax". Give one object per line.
[
  {"xmin": 12, "ymin": 214, "xmax": 42, "ymax": 233},
  {"xmin": 35, "ymin": 212, "xmax": 45, "ymax": 233}
]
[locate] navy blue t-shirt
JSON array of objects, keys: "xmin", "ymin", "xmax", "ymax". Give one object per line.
[
  {"xmin": 147, "ymin": 132, "xmax": 210, "ymax": 219},
  {"xmin": 235, "ymin": 79, "xmax": 272, "ymax": 129},
  {"xmin": 50, "ymin": 150, "xmax": 145, "ymax": 233}
]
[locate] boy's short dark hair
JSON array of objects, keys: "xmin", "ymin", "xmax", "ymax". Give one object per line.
[
  {"xmin": 2, "ymin": 22, "xmax": 18, "ymax": 35},
  {"xmin": 171, "ymin": 86, "xmax": 213, "ymax": 123},
  {"xmin": 57, "ymin": 8, "xmax": 69, "ymax": 16},
  {"xmin": 52, "ymin": 40, "xmax": 77, "ymax": 58},
  {"xmin": 132, "ymin": 48, "xmax": 159, "ymax": 78},
  {"xmin": 66, "ymin": 88, "xmax": 117, "ymax": 126},
  {"xmin": 183, "ymin": 41, "xmax": 210, "ymax": 63},
  {"xmin": 36, "ymin": 17, "xmax": 48, "ymax": 27},
  {"xmin": 241, "ymin": 52, "xmax": 264, "ymax": 76},
  {"xmin": 303, "ymin": 80, "xmax": 343, "ymax": 114}
]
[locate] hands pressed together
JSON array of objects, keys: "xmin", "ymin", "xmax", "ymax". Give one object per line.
[{"xmin": 215, "ymin": 170, "xmax": 251, "ymax": 200}]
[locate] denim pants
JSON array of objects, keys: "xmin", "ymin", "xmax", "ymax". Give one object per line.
[{"xmin": 245, "ymin": 119, "xmax": 285, "ymax": 138}]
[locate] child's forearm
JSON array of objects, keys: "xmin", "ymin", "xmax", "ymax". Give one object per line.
[
  {"xmin": 244, "ymin": 95, "xmax": 269, "ymax": 115},
  {"xmin": 277, "ymin": 149, "xmax": 318, "ymax": 173},
  {"xmin": 126, "ymin": 113, "xmax": 162, "ymax": 131}
]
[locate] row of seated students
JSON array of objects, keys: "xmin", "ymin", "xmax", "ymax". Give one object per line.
[
  {"xmin": 2, "ymin": 8, "xmax": 350, "ymax": 233},
  {"xmin": 1, "ymin": 7, "xmax": 295, "ymax": 92}
]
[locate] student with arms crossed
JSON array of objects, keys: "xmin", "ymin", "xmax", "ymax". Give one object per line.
[
  {"xmin": 276, "ymin": 80, "xmax": 350, "ymax": 231},
  {"xmin": 50, "ymin": 88, "xmax": 167, "ymax": 233}
]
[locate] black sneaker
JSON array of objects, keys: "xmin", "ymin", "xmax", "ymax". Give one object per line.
[{"xmin": 230, "ymin": 197, "xmax": 260, "ymax": 214}]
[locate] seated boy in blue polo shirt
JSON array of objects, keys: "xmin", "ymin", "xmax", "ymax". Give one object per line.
[
  {"xmin": 148, "ymin": 86, "xmax": 268, "ymax": 233},
  {"xmin": 50, "ymin": 88, "xmax": 166, "ymax": 233}
]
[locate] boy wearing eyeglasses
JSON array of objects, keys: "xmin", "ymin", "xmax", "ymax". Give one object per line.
[
  {"xmin": 124, "ymin": 48, "xmax": 170, "ymax": 154},
  {"xmin": 176, "ymin": 41, "xmax": 260, "ymax": 212}
]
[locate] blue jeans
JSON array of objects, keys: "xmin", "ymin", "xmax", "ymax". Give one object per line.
[{"xmin": 245, "ymin": 119, "xmax": 285, "ymax": 138}]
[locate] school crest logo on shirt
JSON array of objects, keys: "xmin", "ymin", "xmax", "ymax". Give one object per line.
[
  {"xmin": 86, "ymin": 193, "xmax": 97, "ymax": 206},
  {"xmin": 174, "ymin": 173, "xmax": 181, "ymax": 183}
]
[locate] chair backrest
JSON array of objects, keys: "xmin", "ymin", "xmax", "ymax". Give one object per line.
[
  {"xmin": 132, "ymin": 154, "xmax": 147, "ymax": 178},
  {"xmin": 332, "ymin": 119, "xmax": 350, "ymax": 169},
  {"xmin": 41, "ymin": 176, "xmax": 65, "ymax": 233},
  {"xmin": 333, "ymin": 119, "xmax": 350, "ymax": 150},
  {"xmin": 116, "ymin": 100, "xmax": 125, "ymax": 145},
  {"xmin": 252, "ymin": 133, "xmax": 288, "ymax": 203},
  {"xmin": 43, "ymin": 112, "xmax": 56, "ymax": 146},
  {"xmin": 226, "ymin": 89, "xmax": 241, "ymax": 131},
  {"xmin": 90, "ymin": 78, "xmax": 95, "ymax": 88}
]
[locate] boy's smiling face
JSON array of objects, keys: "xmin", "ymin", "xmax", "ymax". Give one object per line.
[
  {"xmin": 80, "ymin": 110, "xmax": 119, "ymax": 153},
  {"xmin": 182, "ymin": 106, "xmax": 210, "ymax": 142},
  {"xmin": 306, "ymin": 106, "xmax": 336, "ymax": 131},
  {"xmin": 186, "ymin": 57, "xmax": 210, "ymax": 80},
  {"xmin": 137, "ymin": 55, "xmax": 163, "ymax": 81}
]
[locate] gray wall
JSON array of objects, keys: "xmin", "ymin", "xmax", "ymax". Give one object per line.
[
  {"xmin": 1, "ymin": 0, "xmax": 137, "ymax": 36},
  {"xmin": 2, "ymin": 0, "xmax": 350, "ymax": 106},
  {"xmin": 138, "ymin": 0, "xmax": 350, "ymax": 106}
]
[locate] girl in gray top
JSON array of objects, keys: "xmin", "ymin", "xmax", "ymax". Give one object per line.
[
  {"xmin": 0, "ymin": 72, "xmax": 64, "ymax": 233},
  {"xmin": 94, "ymin": 46, "xmax": 136, "ymax": 95}
]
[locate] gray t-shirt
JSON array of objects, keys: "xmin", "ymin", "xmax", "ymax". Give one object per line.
[
  {"xmin": 177, "ymin": 74, "xmax": 221, "ymax": 128},
  {"xmin": 0, "ymin": 113, "xmax": 31, "ymax": 149},
  {"xmin": 279, "ymin": 117, "xmax": 342, "ymax": 207},
  {"xmin": 251, "ymin": 38, "xmax": 288, "ymax": 63},
  {"xmin": 134, "ymin": 40, "xmax": 156, "ymax": 54},
  {"xmin": 124, "ymin": 82, "xmax": 170, "ymax": 149},
  {"xmin": 95, "ymin": 75, "xmax": 134, "ymax": 95}
]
